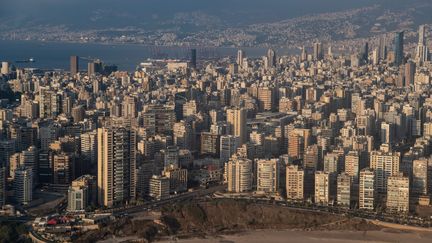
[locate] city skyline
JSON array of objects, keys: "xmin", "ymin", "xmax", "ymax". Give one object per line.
[{"xmin": 2, "ymin": 1, "xmax": 432, "ymax": 243}]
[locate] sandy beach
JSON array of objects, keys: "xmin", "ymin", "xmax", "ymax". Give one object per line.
[{"xmin": 158, "ymin": 228, "xmax": 432, "ymax": 243}]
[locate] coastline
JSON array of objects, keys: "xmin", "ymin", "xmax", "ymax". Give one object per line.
[{"xmin": 156, "ymin": 227, "xmax": 432, "ymax": 243}]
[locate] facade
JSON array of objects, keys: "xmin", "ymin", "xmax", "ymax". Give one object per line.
[
  {"xmin": 359, "ymin": 168, "xmax": 375, "ymax": 210},
  {"xmin": 149, "ymin": 175, "xmax": 170, "ymax": 200},
  {"xmin": 163, "ymin": 167, "xmax": 188, "ymax": 193},
  {"xmin": 67, "ymin": 175, "xmax": 96, "ymax": 212},
  {"xmin": 14, "ymin": 167, "xmax": 33, "ymax": 205},
  {"xmin": 394, "ymin": 31, "xmax": 404, "ymax": 66},
  {"xmin": 53, "ymin": 153, "xmax": 73, "ymax": 185},
  {"xmin": 336, "ymin": 173, "xmax": 352, "ymax": 207},
  {"xmin": 286, "ymin": 165, "xmax": 304, "ymax": 200},
  {"xmin": 412, "ymin": 158, "xmax": 428, "ymax": 196},
  {"xmin": 220, "ymin": 135, "xmax": 240, "ymax": 163},
  {"xmin": 256, "ymin": 159, "xmax": 280, "ymax": 193},
  {"xmin": 80, "ymin": 131, "xmax": 98, "ymax": 165},
  {"xmin": 97, "ymin": 126, "xmax": 136, "ymax": 207},
  {"xmin": 226, "ymin": 108, "xmax": 247, "ymax": 145},
  {"xmin": 225, "ymin": 158, "xmax": 253, "ymax": 193},
  {"xmin": 314, "ymin": 171, "xmax": 332, "ymax": 204},
  {"xmin": 345, "ymin": 151, "xmax": 360, "ymax": 180},
  {"xmin": 370, "ymin": 150, "xmax": 400, "ymax": 195},
  {"xmin": 386, "ymin": 173, "xmax": 409, "ymax": 213}
]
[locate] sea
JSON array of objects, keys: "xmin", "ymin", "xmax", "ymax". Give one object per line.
[{"xmin": 0, "ymin": 40, "xmax": 297, "ymax": 72}]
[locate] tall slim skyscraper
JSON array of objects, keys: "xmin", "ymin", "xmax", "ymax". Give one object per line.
[
  {"xmin": 359, "ymin": 168, "xmax": 375, "ymax": 210},
  {"xmin": 237, "ymin": 50, "xmax": 245, "ymax": 68},
  {"xmin": 266, "ymin": 48, "xmax": 277, "ymax": 68},
  {"xmin": 362, "ymin": 42, "xmax": 369, "ymax": 63},
  {"xmin": 394, "ymin": 31, "xmax": 404, "ymax": 66},
  {"xmin": 97, "ymin": 126, "xmax": 136, "ymax": 207},
  {"xmin": 227, "ymin": 108, "xmax": 247, "ymax": 145},
  {"xmin": 313, "ymin": 42, "xmax": 323, "ymax": 61},
  {"xmin": 70, "ymin": 56, "xmax": 79, "ymax": 75},
  {"xmin": 378, "ymin": 36, "xmax": 387, "ymax": 61},
  {"xmin": 190, "ymin": 49, "xmax": 197, "ymax": 69},
  {"xmin": 14, "ymin": 166, "xmax": 33, "ymax": 205},
  {"xmin": 405, "ymin": 61, "xmax": 416, "ymax": 87},
  {"xmin": 416, "ymin": 25, "xmax": 429, "ymax": 64}
]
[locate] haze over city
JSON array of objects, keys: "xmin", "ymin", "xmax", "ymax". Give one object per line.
[{"xmin": 2, "ymin": 1, "xmax": 432, "ymax": 242}]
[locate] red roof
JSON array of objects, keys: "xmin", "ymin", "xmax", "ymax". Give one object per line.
[{"xmin": 47, "ymin": 219, "xmax": 57, "ymax": 225}]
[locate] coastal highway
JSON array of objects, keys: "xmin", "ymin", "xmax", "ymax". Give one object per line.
[{"xmin": 98, "ymin": 184, "xmax": 227, "ymax": 215}]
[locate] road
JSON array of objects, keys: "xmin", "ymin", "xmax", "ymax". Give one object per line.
[{"xmin": 99, "ymin": 184, "xmax": 227, "ymax": 215}]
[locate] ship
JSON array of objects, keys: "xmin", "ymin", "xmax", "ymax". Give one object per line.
[{"xmin": 16, "ymin": 58, "xmax": 35, "ymax": 63}]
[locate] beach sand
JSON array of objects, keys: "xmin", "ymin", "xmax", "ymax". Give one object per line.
[{"xmin": 158, "ymin": 229, "xmax": 432, "ymax": 243}]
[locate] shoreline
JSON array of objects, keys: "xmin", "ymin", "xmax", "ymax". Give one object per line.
[{"xmin": 156, "ymin": 227, "xmax": 432, "ymax": 243}]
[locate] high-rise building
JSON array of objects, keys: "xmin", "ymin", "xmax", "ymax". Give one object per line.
[
  {"xmin": 0, "ymin": 167, "xmax": 5, "ymax": 207},
  {"xmin": 220, "ymin": 135, "xmax": 240, "ymax": 163},
  {"xmin": 14, "ymin": 166, "xmax": 33, "ymax": 205},
  {"xmin": 286, "ymin": 165, "xmax": 304, "ymax": 200},
  {"xmin": 81, "ymin": 131, "xmax": 97, "ymax": 165},
  {"xmin": 266, "ymin": 48, "xmax": 277, "ymax": 68},
  {"xmin": 1, "ymin": 62, "xmax": 9, "ymax": 75},
  {"xmin": 313, "ymin": 42, "xmax": 323, "ymax": 61},
  {"xmin": 88, "ymin": 60, "xmax": 103, "ymax": 76},
  {"xmin": 304, "ymin": 145, "xmax": 320, "ymax": 170},
  {"xmin": 314, "ymin": 171, "xmax": 333, "ymax": 204},
  {"xmin": 416, "ymin": 25, "xmax": 429, "ymax": 64},
  {"xmin": 225, "ymin": 157, "xmax": 252, "ymax": 193},
  {"xmin": 227, "ymin": 108, "xmax": 247, "ymax": 145},
  {"xmin": 370, "ymin": 150, "xmax": 400, "ymax": 195},
  {"xmin": 164, "ymin": 146, "xmax": 179, "ymax": 169},
  {"xmin": 136, "ymin": 162, "xmax": 153, "ymax": 198},
  {"xmin": 288, "ymin": 132, "xmax": 303, "ymax": 159},
  {"xmin": 70, "ymin": 56, "xmax": 79, "ymax": 75},
  {"xmin": 345, "ymin": 151, "xmax": 360, "ymax": 181},
  {"xmin": 97, "ymin": 126, "xmax": 136, "ymax": 207},
  {"xmin": 149, "ymin": 175, "xmax": 170, "ymax": 200},
  {"xmin": 0, "ymin": 140, "xmax": 15, "ymax": 169},
  {"xmin": 336, "ymin": 173, "xmax": 352, "ymax": 207},
  {"xmin": 256, "ymin": 159, "xmax": 280, "ymax": 194},
  {"xmin": 173, "ymin": 121, "xmax": 193, "ymax": 150},
  {"xmin": 323, "ymin": 152, "xmax": 342, "ymax": 174},
  {"xmin": 378, "ymin": 36, "xmax": 387, "ymax": 60},
  {"xmin": 163, "ymin": 167, "xmax": 187, "ymax": 193},
  {"xmin": 200, "ymin": 132, "xmax": 220, "ymax": 157},
  {"xmin": 361, "ymin": 42, "xmax": 369, "ymax": 63},
  {"xmin": 53, "ymin": 153, "xmax": 73, "ymax": 185},
  {"xmin": 359, "ymin": 168, "xmax": 375, "ymax": 210},
  {"xmin": 404, "ymin": 61, "xmax": 416, "ymax": 87},
  {"xmin": 237, "ymin": 50, "xmax": 245, "ymax": 68},
  {"xmin": 300, "ymin": 46, "xmax": 307, "ymax": 62},
  {"xmin": 67, "ymin": 175, "xmax": 96, "ymax": 212},
  {"xmin": 39, "ymin": 88, "xmax": 62, "ymax": 118},
  {"xmin": 394, "ymin": 31, "xmax": 404, "ymax": 66},
  {"xmin": 142, "ymin": 104, "xmax": 176, "ymax": 135},
  {"xmin": 257, "ymin": 87, "xmax": 274, "ymax": 111},
  {"xmin": 190, "ymin": 49, "xmax": 197, "ymax": 69},
  {"xmin": 386, "ymin": 173, "xmax": 409, "ymax": 213},
  {"xmin": 412, "ymin": 158, "xmax": 428, "ymax": 196}
]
